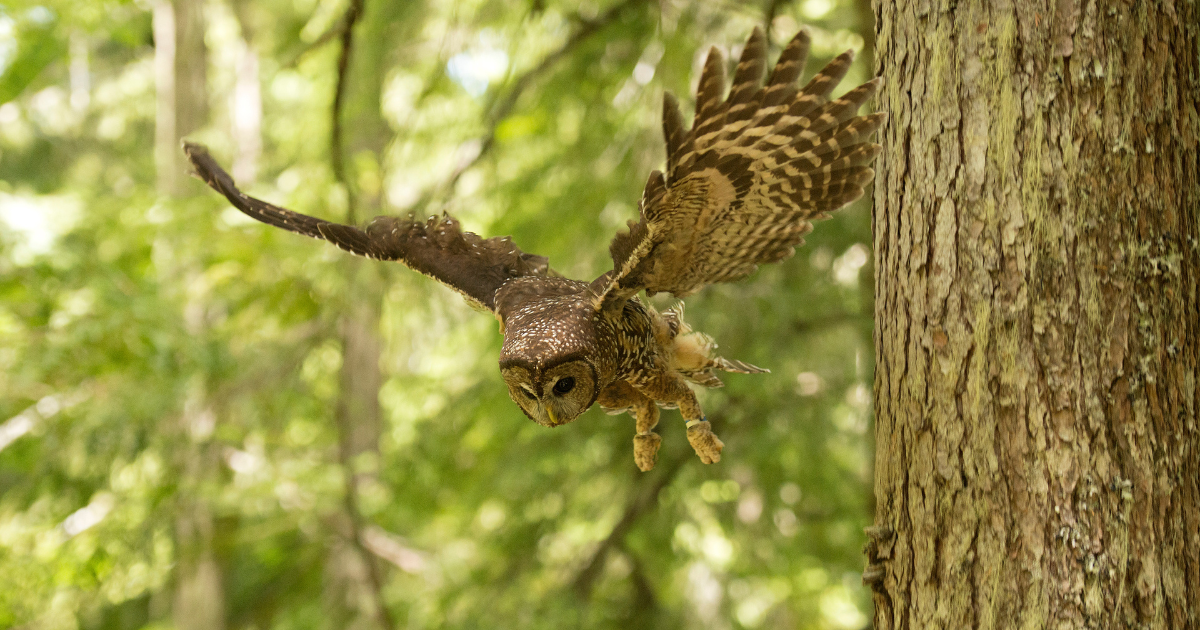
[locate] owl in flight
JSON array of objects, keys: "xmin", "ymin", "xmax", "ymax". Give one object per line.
[{"xmin": 185, "ymin": 27, "xmax": 885, "ymax": 471}]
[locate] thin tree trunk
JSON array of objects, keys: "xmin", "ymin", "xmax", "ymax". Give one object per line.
[
  {"xmin": 323, "ymin": 2, "xmax": 399, "ymax": 628},
  {"xmin": 174, "ymin": 393, "xmax": 226, "ymax": 630},
  {"xmin": 175, "ymin": 314, "xmax": 226, "ymax": 630},
  {"xmin": 326, "ymin": 278, "xmax": 390, "ymax": 630},
  {"xmin": 868, "ymin": 1, "xmax": 1198, "ymax": 629},
  {"xmin": 154, "ymin": 0, "xmax": 208, "ymax": 195},
  {"xmin": 229, "ymin": 0, "xmax": 262, "ymax": 183},
  {"xmin": 159, "ymin": 1, "xmax": 223, "ymax": 626}
]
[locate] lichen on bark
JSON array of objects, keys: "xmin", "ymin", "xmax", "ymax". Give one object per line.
[{"xmin": 869, "ymin": 1, "xmax": 1199, "ymax": 628}]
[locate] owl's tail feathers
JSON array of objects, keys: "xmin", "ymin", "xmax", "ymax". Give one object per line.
[
  {"xmin": 684, "ymin": 356, "xmax": 768, "ymax": 389},
  {"xmin": 664, "ymin": 304, "xmax": 768, "ymax": 387},
  {"xmin": 712, "ymin": 357, "xmax": 768, "ymax": 375}
]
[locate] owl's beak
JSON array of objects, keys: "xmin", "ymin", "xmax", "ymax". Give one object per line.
[{"xmin": 546, "ymin": 406, "xmax": 559, "ymax": 427}]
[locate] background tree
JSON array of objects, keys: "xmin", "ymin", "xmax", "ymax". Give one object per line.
[
  {"xmin": 868, "ymin": 1, "xmax": 1198, "ymax": 628},
  {"xmin": 0, "ymin": 0, "xmax": 885, "ymax": 628}
]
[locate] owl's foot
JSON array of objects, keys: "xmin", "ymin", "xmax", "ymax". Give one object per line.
[
  {"xmin": 633, "ymin": 432, "xmax": 662, "ymax": 471},
  {"xmin": 685, "ymin": 419, "xmax": 723, "ymax": 464}
]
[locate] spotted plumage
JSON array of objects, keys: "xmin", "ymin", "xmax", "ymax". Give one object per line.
[{"xmin": 184, "ymin": 27, "xmax": 885, "ymax": 471}]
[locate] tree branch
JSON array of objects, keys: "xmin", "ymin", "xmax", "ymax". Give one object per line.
[
  {"xmin": 615, "ymin": 540, "xmax": 661, "ymax": 618},
  {"xmin": 418, "ymin": 0, "xmax": 650, "ymax": 209},
  {"xmin": 337, "ymin": 466, "xmax": 398, "ymax": 630},
  {"xmin": 571, "ymin": 449, "xmax": 684, "ymax": 599},
  {"xmin": 360, "ymin": 525, "xmax": 426, "ymax": 574},
  {"xmin": 331, "ymin": 0, "xmax": 365, "ymax": 224},
  {"xmin": 284, "ymin": 14, "xmax": 349, "ymax": 69},
  {"xmin": 326, "ymin": 4, "xmax": 395, "ymax": 629}
]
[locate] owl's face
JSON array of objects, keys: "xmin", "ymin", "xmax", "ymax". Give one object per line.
[
  {"xmin": 499, "ymin": 357, "xmax": 598, "ymax": 427},
  {"xmin": 496, "ymin": 288, "xmax": 603, "ymax": 426}
]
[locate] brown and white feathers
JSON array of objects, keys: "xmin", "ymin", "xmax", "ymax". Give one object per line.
[
  {"xmin": 184, "ymin": 143, "xmax": 549, "ymax": 312},
  {"xmin": 595, "ymin": 27, "xmax": 886, "ymax": 310},
  {"xmin": 183, "ymin": 27, "xmax": 884, "ymax": 457},
  {"xmin": 185, "ymin": 28, "xmax": 882, "ymax": 318}
]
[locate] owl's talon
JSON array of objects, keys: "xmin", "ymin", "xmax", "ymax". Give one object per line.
[
  {"xmin": 686, "ymin": 420, "xmax": 723, "ymax": 464},
  {"xmin": 633, "ymin": 432, "xmax": 662, "ymax": 471}
]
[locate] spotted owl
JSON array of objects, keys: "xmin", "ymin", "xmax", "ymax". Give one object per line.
[{"xmin": 184, "ymin": 27, "xmax": 885, "ymax": 471}]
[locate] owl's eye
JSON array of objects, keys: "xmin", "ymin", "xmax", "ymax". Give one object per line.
[
  {"xmin": 553, "ymin": 377, "xmax": 575, "ymax": 395},
  {"xmin": 520, "ymin": 386, "xmax": 536, "ymax": 399}
]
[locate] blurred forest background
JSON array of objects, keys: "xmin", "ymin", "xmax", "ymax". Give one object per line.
[{"xmin": 0, "ymin": 0, "xmax": 882, "ymax": 628}]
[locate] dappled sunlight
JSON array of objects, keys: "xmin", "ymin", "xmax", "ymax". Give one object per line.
[
  {"xmin": 820, "ymin": 583, "xmax": 868, "ymax": 629},
  {"xmin": 0, "ymin": 0, "xmax": 882, "ymax": 627},
  {"xmin": 0, "ymin": 192, "xmax": 81, "ymax": 262},
  {"xmin": 447, "ymin": 46, "xmax": 509, "ymax": 98},
  {"xmin": 832, "ymin": 242, "xmax": 870, "ymax": 286}
]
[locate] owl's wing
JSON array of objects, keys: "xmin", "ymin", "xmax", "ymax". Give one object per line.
[
  {"xmin": 184, "ymin": 143, "xmax": 549, "ymax": 312},
  {"xmin": 592, "ymin": 28, "xmax": 885, "ymax": 310}
]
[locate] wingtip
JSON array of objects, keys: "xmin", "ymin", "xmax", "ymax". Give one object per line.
[
  {"xmin": 181, "ymin": 140, "xmax": 208, "ymax": 159},
  {"xmin": 180, "ymin": 141, "xmax": 212, "ymax": 182},
  {"xmin": 705, "ymin": 45, "xmax": 724, "ymax": 65},
  {"xmin": 181, "ymin": 141, "xmax": 198, "ymax": 161}
]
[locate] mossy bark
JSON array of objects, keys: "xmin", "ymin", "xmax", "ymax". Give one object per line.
[{"xmin": 868, "ymin": 1, "xmax": 1198, "ymax": 628}]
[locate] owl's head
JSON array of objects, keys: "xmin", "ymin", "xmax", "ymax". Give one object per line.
[
  {"xmin": 498, "ymin": 354, "xmax": 598, "ymax": 427},
  {"xmin": 496, "ymin": 291, "xmax": 601, "ymax": 427}
]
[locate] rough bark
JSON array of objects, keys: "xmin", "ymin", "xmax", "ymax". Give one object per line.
[{"xmin": 869, "ymin": 1, "xmax": 1199, "ymax": 629}]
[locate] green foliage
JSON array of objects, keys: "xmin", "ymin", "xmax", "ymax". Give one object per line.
[
  {"xmin": 0, "ymin": 8, "xmax": 67, "ymax": 106},
  {"xmin": 0, "ymin": 0, "xmax": 880, "ymax": 628}
]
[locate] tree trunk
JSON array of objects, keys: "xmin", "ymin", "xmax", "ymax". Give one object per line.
[
  {"xmin": 868, "ymin": 1, "xmax": 1198, "ymax": 629},
  {"xmin": 159, "ymin": 0, "xmax": 225, "ymax": 627},
  {"xmin": 174, "ymin": 352, "xmax": 226, "ymax": 630},
  {"xmin": 229, "ymin": 0, "xmax": 262, "ymax": 183},
  {"xmin": 326, "ymin": 280, "xmax": 391, "ymax": 630},
  {"xmin": 154, "ymin": 0, "xmax": 208, "ymax": 195},
  {"xmin": 322, "ymin": 2, "xmax": 401, "ymax": 629}
]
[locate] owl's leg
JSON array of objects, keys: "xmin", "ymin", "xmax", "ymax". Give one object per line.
[
  {"xmin": 598, "ymin": 381, "xmax": 661, "ymax": 471},
  {"xmin": 628, "ymin": 373, "xmax": 724, "ymax": 465}
]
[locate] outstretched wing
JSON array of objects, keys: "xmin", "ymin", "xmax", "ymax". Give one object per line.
[
  {"xmin": 184, "ymin": 142, "xmax": 549, "ymax": 312},
  {"xmin": 594, "ymin": 28, "xmax": 885, "ymax": 309}
]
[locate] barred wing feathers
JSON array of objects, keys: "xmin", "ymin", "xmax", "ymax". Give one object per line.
[
  {"xmin": 184, "ymin": 143, "xmax": 549, "ymax": 313},
  {"xmin": 597, "ymin": 28, "xmax": 885, "ymax": 308}
]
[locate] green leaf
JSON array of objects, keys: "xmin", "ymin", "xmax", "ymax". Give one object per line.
[{"xmin": 0, "ymin": 18, "xmax": 66, "ymax": 105}]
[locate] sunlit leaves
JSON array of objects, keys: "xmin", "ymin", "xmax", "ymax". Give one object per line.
[
  {"xmin": 0, "ymin": 8, "xmax": 67, "ymax": 106},
  {"xmin": 0, "ymin": 0, "xmax": 881, "ymax": 628}
]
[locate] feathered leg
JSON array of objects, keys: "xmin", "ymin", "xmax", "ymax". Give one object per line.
[
  {"xmin": 597, "ymin": 381, "xmax": 662, "ymax": 471},
  {"xmin": 627, "ymin": 372, "xmax": 724, "ymax": 465}
]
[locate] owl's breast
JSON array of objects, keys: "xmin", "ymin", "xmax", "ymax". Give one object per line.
[{"xmin": 600, "ymin": 298, "xmax": 667, "ymax": 380}]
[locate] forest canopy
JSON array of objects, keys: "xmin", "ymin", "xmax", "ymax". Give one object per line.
[{"xmin": 0, "ymin": 0, "xmax": 881, "ymax": 628}]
